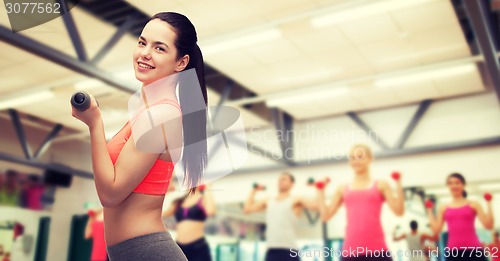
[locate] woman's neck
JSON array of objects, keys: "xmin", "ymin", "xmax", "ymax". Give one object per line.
[
  {"xmin": 354, "ymin": 170, "xmax": 370, "ymax": 181},
  {"xmin": 141, "ymin": 77, "xmax": 178, "ymax": 102}
]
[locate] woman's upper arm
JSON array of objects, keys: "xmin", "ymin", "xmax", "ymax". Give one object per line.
[
  {"xmin": 203, "ymin": 196, "xmax": 216, "ymax": 216},
  {"xmin": 471, "ymin": 201, "xmax": 490, "ymax": 227},
  {"xmin": 379, "ymin": 181, "xmax": 395, "ymax": 202},
  {"xmin": 436, "ymin": 205, "xmax": 446, "ymax": 231},
  {"xmin": 84, "ymin": 220, "xmax": 92, "ymax": 239},
  {"xmin": 328, "ymin": 186, "xmax": 344, "ymax": 211},
  {"xmin": 110, "ymin": 105, "xmax": 182, "ymax": 205}
]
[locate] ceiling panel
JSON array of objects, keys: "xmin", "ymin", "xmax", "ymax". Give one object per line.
[
  {"xmin": 357, "ymin": 38, "xmax": 420, "ymax": 72},
  {"xmin": 433, "ymin": 68, "xmax": 485, "ymax": 97},
  {"xmin": 391, "ymin": 0, "xmax": 457, "ymax": 34},
  {"xmin": 279, "ymin": 103, "xmax": 327, "ymax": 120},
  {"xmin": 241, "ymin": 0, "xmax": 316, "ymax": 20},
  {"xmin": 388, "ymin": 80, "xmax": 441, "ymax": 103},
  {"xmin": 243, "ymin": 38, "xmax": 303, "ymax": 65},
  {"xmin": 336, "ymin": 15, "xmax": 402, "ymax": 45},
  {"xmin": 409, "ymin": 25, "xmax": 471, "ymax": 64},
  {"xmin": 284, "ymin": 24, "xmax": 352, "ymax": 56},
  {"xmin": 316, "ymin": 93, "xmax": 363, "ymax": 116},
  {"xmin": 349, "ymin": 82, "xmax": 402, "ymax": 109},
  {"xmin": 204, "ymin": 49, "xmax": 262, "ymax": 72}
]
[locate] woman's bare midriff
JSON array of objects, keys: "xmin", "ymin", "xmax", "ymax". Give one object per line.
[
  {"xmin": 175, "ymin": 221, "xmax": 205, "ymax": 244},
  {"xmin": 104, "ymin": 192, "xmax": 166, "ymax": 246}
]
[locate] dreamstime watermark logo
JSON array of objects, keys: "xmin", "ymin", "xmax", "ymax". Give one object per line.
[
  {"xmin": 128, "ymin": 69, "xmax": 247, "ymax": 190},
  {"xmin": 4, "ymin": 0, "xmax": 79, "ymax": 32},
  {"xmin": 249, "ymin": 125, "xmax": 378, "ymax": 163}
]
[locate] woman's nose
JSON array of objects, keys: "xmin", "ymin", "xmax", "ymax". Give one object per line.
[{"xmin": 141, "ymin": 46, "xmax": 152, "ymax": 59}]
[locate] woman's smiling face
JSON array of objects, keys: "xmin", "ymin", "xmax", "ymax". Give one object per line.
[{"xmin": 133, "ymin": 19, "xmax": 187, "ymax": 85}]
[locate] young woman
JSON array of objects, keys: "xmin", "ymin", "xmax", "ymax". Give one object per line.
[
  {"xmin": 72, "ymin": 12, "xmax": 208, "ymax": 261},
  {"xmin": 84, "ymin": 208, "xmax": 108, "ymax": 261},
  {"xmin": 427, "ymin": 173, "xmax": 494, "ymax": 260},
  {"xmin": 162, "ymin": 185, "xmax": 216, "ymax": 261},
  {"xmin": 317, "ymin": 144, "xmax": 404, "ymax": 260}
]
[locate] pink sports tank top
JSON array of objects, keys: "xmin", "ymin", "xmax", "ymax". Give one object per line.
[
  {"xmin": 444, "ymin": 204, "xmax": 482, "ymax": 248},
  {"xmin": 343, "ymin": 181, "xmax": 389, "ymax": 254}
]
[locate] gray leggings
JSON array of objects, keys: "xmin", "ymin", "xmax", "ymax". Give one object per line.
[{"xmin": 107, "ymin": 232, "xmax": 187, "ymax": 261}]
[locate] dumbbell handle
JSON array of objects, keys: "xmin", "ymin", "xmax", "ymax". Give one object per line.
[{"xmin": 71, "ymin": 91, "xmax": 91, "ymax": 111}]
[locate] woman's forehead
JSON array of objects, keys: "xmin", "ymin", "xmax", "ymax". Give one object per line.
[{"xmin": 142, "ymin": 19, "xmax": 177, "ymax": 43}]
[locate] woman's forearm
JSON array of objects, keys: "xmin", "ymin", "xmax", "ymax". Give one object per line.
[
  {"xmin": 204, "ymin": 190, "xmax": 216, "ymax": 216},
  {"xmin": 88, "ymin": 120, "xmax": 116, "ymax": 203},
  {"xmin": 317, "ymin": 190, "xmax": 329, "ymax": 221},
  {"xmin": 487, "ymin": 203, "xmax": 494, "ymax": 228},
  {"xmin": 427, "ymin": 210, "xmax": 439, "ymax": 234},
  {"xmin": 396, "ymin": 182, "xmax": 405, "ymax": 214}
]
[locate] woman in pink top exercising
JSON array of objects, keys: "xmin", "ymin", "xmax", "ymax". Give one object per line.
[
  {"xmin": 427, "ymin": 173, "xmax": 494, "ymax": 260},
  {"xmin": 317, "ymin": 144, "xmax": 405, "ymax": 260}
]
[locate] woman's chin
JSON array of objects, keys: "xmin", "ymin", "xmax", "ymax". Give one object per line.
[{"xmin": 135, "ymin": 74, "xmax": 152, "ymax": 85}]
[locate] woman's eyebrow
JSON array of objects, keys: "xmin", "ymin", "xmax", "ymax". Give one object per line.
[{"xmin": 139, "ymin": 36, "xmax": 169, "ymax": 49}]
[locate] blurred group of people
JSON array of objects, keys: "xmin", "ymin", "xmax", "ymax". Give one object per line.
[
  {"xmin": 244, "ymin": 144, "xmax": 496, "ymax": 261},
  {"xmin": 82, "ymin": 143, "xmax": 498, "ymax": 261},
  {"xmin": 0, "ymin": 170, "xmax": 46, "ymax": 210}
]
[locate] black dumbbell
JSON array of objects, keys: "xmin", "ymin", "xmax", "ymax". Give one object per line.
[{"xmin": 71, "ymin": 91, "xmax": 91, "ymax": 111}]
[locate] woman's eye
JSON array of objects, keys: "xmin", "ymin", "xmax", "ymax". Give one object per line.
[
  {"xmin": 156, "ymin": 47, "xmax": 165, "ymax": 52},
  {"xmin": 138, "ymin": 41, "xmax": 146, "ymax": 46}
]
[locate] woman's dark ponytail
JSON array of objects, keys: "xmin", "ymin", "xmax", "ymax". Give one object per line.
[
  {"xmin": 179, "ymin": 44, "xmax": 207, "ymax": 193},
  {"xmin": 151, "ymin": 12, "xmax": 207, "ymax": 193}
]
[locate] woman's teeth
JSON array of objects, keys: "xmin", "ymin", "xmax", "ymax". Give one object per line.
[{"xmin": 139, "ymin": 63, "xmax": 154, "ymax": 69}]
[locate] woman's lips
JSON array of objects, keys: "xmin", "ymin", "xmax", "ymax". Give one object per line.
[{"xmin": 137, "ymin": 62, "xmax": 155, "ymax": 72}]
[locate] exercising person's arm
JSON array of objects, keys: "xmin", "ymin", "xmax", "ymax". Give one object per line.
[
  {"xmin": 243, "ymin": 189, "xmax": 267, "ymax": 213},
  {"xmin": 162, "ymin": 202, "xmax": 177, "ymax": 218},
  {"xmin": 471, "ymin": 201, "xmax": 494, "ymax": 229},
  {"xmin": 320, "ymin": 185, "xmax": 344, "ymax": 222},
  {"xmin": 420, "ymin": 233, "xmax": 438, "ymax": 246},
  {"xmin": 392, "ymin": 227, "xmax": 405, "ymax": 241},
  {"xmin": 427, "ymin": 205, "xmax": 446, "ymax": 235},
  {"xmin": 393, "ymin": 234, "xmax": 406, "ymax": 242},
  {"xmin": 203, "ymin": 187, "xmax": 216, "ymax": 217},
  {"xmin": 379, "ymin": 180, "xmax": 404, "ymax": 216},
  {"xmin": 84, "ymin": 217, "xmax": 93, "ymax": 240},
  {"xmin": 294, "ymin": 196, "xmax": 318, "ymax": 211},
  {"xmin": 72, "ymin": 97, "xmax": 182, "ymax": 207}
]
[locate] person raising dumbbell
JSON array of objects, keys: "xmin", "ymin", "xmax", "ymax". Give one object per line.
[
  {"xmin": 426, "ymin": 173, "xmax": 494, "ymax": 260},
  {"xmin": 243, "ymin": 172, "xmax": 318, "ymax": 261},
  {"xmin": 162, "ymin": 184, "xmax": 216, "ymax": 261},
  {"xmin": 393, "ymin": 221, "xmax": 437, "ymax": 261},
  {"xmin": 71, "ymin": 12, "xmax": 208, "ymax": 261},
  {"xmin": 317, "ymin": 144, "xmax": 405, "ymax": 260}
]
